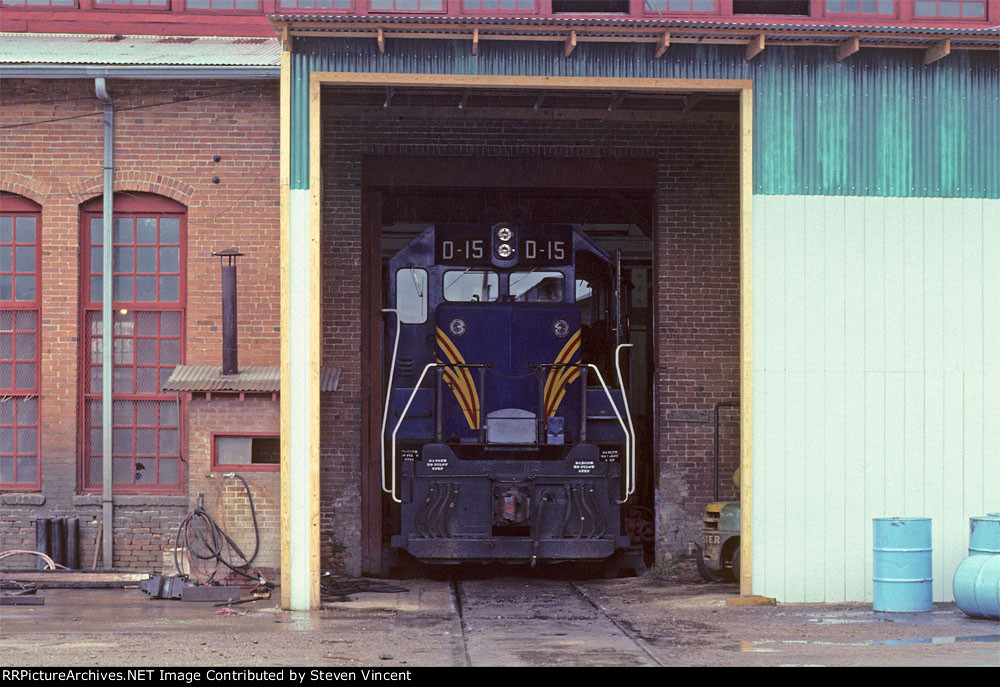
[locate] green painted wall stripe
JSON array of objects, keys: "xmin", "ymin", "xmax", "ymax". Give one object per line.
[{"xmin": 289, "ymin": 39, "xmax": 998, "ymax": 198}]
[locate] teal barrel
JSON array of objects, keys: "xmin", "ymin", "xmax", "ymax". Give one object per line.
[
  {"xmin": 969, "ymin": 514, "xmax": 1000, "ymax": 556},
  {"xmin": 873, "ymin": 518, "xmax": 933, "ymax": 612},
  {"xmin": 953, "ymin": 555, "xmax": 1000, "ymax": 620}
]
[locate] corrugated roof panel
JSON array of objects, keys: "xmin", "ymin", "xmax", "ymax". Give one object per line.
[
  {"xmin": 272, "ymin": 14, "xmax": 1000, "ymax": 37},
  {"xmin": 162, "ymin": 365, "xmax": 341, "ymax": 393},
  {"xmin": 0, "ymin": 33, "xmax": 281, "ymax": 67}
]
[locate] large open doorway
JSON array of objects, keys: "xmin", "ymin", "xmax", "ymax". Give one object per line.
[
  {"xmin": 362, "ymin": 161, "xmax": 657, "ymax": 573},
  {"xmin": 293, "ymin": 75, "xmax": 751, "ymax": 595}
]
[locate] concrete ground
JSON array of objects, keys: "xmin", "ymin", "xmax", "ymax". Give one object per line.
[{"xmin": 1, "ymin": 564, "xmax": 997, "ymax": 668}]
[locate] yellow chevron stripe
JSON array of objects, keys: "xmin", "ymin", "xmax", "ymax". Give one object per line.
[
  {"xmin": 436, "ymin": 328, "xmax": 479, "ymax": 430},
  {"xmin": 543, "ymin": 329, "xmax": 581, "ymax": 419},
  {"xmin": 543, "ymin": 330, "xmax": 581, "ymax": 410}
]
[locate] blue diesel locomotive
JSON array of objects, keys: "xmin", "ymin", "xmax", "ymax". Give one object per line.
[{"xmin": 383, "ymin": 222, "xmax": 637, "ymax": 567}]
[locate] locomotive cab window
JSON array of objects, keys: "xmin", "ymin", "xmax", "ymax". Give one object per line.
[
  {"xmin": 396, "ymin": 267, "xmax": 428, "ymax": 324},
  {"xmin": 510, "ymin": 271, "xmax": 564, "ymax": 303},
  {"xmin": 443, "ymin": 270, "xmax": 499, "ymax": 302}
]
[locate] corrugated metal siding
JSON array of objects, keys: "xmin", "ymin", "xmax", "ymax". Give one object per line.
[
  {"xmin": 753, "ymin": 195, "xmax": 1000, "ymax": 603},
  {"xmin": 289, "ymin": 39, "xmax": 998, "ymax": 198}
]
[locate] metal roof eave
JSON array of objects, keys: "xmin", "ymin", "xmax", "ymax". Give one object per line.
[
  {"xmin": 0, "ymin": 65, "xmax": 280, "ymax": 79},
  {"xmin": 268, "ymin": 14, "xmax": 1000, "ymax": 51}
]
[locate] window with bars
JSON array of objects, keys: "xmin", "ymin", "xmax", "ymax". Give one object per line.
[
  {"xmin": 369, "ymin": 0, "xmax": 445, "ymax": 11},
  {"xmin": 913, "ymin": 0, "xmax": 985, "ymax": 18},
  {"xmin": 185, "ymin": 0, "xmax": 259, "ymax": 9},
  {"xmin": 0, "ymin": 0, "xmax": 76, "ymax": 6},
  {"xmin": 93, "ymin": 0, "xmax": 169, "ymax": 8},
  {"xmin": 825, "ymin": 0, "xmax": 894, "ymax": 15},
  {"xmin": 643, "ymin": 0, "xmax": 717, "ymax": 12},
  {"xmin": 81, "ymin": 193, "xmax": 185, "ymax": 493},
  {"xmin": 0, "ymin": 193, "xmax": 41, "ymax": 490},
  {"xmin": 462, "ymin": 0, "xmax": 535, "ymax": 11},
  {"xmin": 276, "ymin": 0, "xmax": 351, "ymax": 9}
]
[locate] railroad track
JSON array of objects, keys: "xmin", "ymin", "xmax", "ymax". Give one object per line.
[{"xmin": 450, "ymin": 576, "xmax": 663, "ymax": 667}]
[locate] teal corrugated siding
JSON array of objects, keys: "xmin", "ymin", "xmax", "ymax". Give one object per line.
[{"xmin": 289, "ymin": 39, "xmax": 998, "ymax": 198}]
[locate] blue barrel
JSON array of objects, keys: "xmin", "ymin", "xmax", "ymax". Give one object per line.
[
  {"xmin": 969, "ymin": 514, "xmax": 1000, "ymax": 556},
  {"xmin": 953, "ymin": 555, "xmax": 1000, "ymax": 620},
  {"xmin": 873, "ymin": 517, "xmax": 933, "ymax": 612}
]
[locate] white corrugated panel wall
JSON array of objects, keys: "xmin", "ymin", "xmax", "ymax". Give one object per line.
[{"xmin": 751, "ymin": 195, "xmax": 1000, "ymax": 603}]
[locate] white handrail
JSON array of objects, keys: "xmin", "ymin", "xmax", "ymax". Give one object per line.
[
  {"xmin": 389, "ymin": 363, "xmax": 441, "ymax": 504},
  {"xmin": 586, "ymin": 364, "xmax": 633, "ymax": 505},
  {"xmin": 380, "ymin": 308, "xmax": 401, "ymax": 495},
  {"xmin": 614, "ymin": 343, "xmax": 637, "ymax": 497}
]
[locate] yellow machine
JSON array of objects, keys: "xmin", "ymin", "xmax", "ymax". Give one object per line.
[{"xmin": 696, "ymin": 468, "xmax": 740, "ymax": 582}]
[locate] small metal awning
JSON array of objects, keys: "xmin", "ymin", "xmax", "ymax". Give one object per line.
[
  {"xmin": 0, "ymin": 33, "xmax": 281, "ymax": 78},
  {"xmin": 162, "ymin": 365, "xmax": 340, "ymax": 394}
]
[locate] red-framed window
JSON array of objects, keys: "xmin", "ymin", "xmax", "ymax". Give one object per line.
[
  {"xmin": 212, "ymin": 433, "xmax": 280, "ymax": 472},
  {"xmin": 0, "ymin": 0, "xmax": 76, "ymax": 6},
  {"xmin": 912, "ymin": 0, "xmax": 986, "ymax": 17},
  {"xmin": 276, "ymin": 0, "xmax": 352, "ymax": 10},
  {"xmin": 80, "ymin": 193, "xmax": 185, "ymax": 494},
  {"xmin": 461, "ymin": 0, "xmax": 537, "ymax": 12},
  {"xmin": 185, "ymin": 0, "xmax": 260, "ymax": 10},
  {"xmin": 0, "ymin": 193, "xmax": 41, "ymax": 491},
  {"xmin": 92, "ymin": 0, "xmax": 170, "ymax": 9},
  {"xmin": 643, "ymin": 0, "xmax": 718, "ymax": 12},
  {"xmin": 369, "ymin": 0, "xmax": 446, "ymax": 11},
  {"xmin": 824, "ymin": 0, "xmax": 895, "ymax": 16}
]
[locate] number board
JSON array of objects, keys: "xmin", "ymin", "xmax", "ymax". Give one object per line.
[
  {"xmin": 435, "ymin": 226, "xmax": 491, "ymax": 267},
  {"xmin": 434, "ymin": 225, "xmax": 573, "ymax": 267},
  {"xmin": 518, "ymin": 226, "xmax": 572, "ymax": 267}
]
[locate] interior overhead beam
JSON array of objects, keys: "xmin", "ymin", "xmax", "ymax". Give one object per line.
[
  {"xmin": 655, "ymin": 31, "xmax": 670, "ymax": 58},
  {"xmin": 377, "ymin": 27, "xmax": 385, "ymax": 54},
  {"xmin": 925, "ymin": 38, "xmax": 951, "ymax": 64},
  {"xmin": 745, "ymin": 33, "xmax": 765, "ymax": 61},
  {"xmin": 565, "ymin": 30, "xmax": 577, "ymax": 57},
  {"xmin": 472, "ymin": 27, "xmax": 479, "ymax": 56},
  {"xmin": 835, "ymin": 36, "xmax": 860, "ymax": 61},
  {"xmin": 682, "ymin": 93, "xmax": 706, "ymax": 113}
]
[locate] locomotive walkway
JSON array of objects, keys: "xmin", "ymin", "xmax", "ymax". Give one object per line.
[{"xmin": 1, "ymin": 569, "xmax": 997, "ymax": 668}]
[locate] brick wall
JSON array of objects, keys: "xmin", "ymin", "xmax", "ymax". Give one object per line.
[
  {"xmin": 320, "ymin": 99, "xmax": 741, "ymax": 570},
  {"xmin": 0, "ymin": 78, "xmax": 280, "ymax": 569},
  {"xmin": 186, "ymin": 396, "xmax": 281, "ymax": 578}
]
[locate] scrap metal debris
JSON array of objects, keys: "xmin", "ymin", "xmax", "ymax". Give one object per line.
[{"xmin": 320, "ymin": 571, "xmax": 408, "ymax": 600}]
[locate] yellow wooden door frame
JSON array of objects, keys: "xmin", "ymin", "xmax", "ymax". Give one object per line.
[{"xmin": 280, "ymin": 70, "xmax": 754, "ymax": 608}]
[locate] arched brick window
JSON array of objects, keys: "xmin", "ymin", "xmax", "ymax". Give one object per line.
[
  {"xmin": 80, "ymin": 193, "xmax": 185, "ymax": 493},
  {"xmin": 0, "ymin": 192, "xmax": 41, "ymax": 490}
]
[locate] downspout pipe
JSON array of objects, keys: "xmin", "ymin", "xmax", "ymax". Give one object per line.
[{"xmin": 95, "ymin": 78, "xmax": 113, "ymax": 571}]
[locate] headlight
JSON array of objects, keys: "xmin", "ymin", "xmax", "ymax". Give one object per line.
[
  {"xmin": 552, "ymin": 319, "xmax": 569, "ymax": 338},
  {"xmin": 496, "ymin": 226, "xmax": 513, "ymax": 242},
  {"xmin": 449, "ymin": 318, "xmax": 467, "ymax": 337},
  {"xmin": 496, "ymin": 243, "xmax": 514, "ymax": 259}
]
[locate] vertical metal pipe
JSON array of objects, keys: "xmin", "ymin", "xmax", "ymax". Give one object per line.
[
  {"xmin": 51, "ymin": 517, "xmax": 66, "ymax": 568},
  {"xmin": 435, "ymin": 366, "xmax": 443, "ymax": 443},
  {"xmin": 221, "ymin": 262, "xmax": 238, "ymax": 375},
  {"xmin": 66, "ymin": 517, "xmax": 80, "ymax": 570},
  {"xmin": 34, "ymin": 517, "xmax": 50, "ymax": 570},
  {"xmin": 95, "ymin": 78, "xmax": 114, "ymax": 570},
  {"xmin": 478, "ymin": 366, "xmax": 486, "ymax": 444},
  {"xmin": 579, "ymin": 366, "xmax": 587, "ymax": 444}
]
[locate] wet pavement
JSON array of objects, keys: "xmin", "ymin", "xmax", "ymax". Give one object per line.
[{"xmin": 1, "ymin": 566, "xmax": 997, "ymax": 667}]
